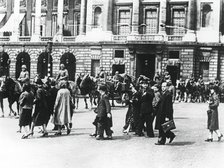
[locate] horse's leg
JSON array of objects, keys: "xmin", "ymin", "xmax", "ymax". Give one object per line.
[
  {"xmin": 111, "ymin": 94, "xmax": 115, "ymax": 107},
  {"xmin": 89, "ymin": 94, "xmax": 93, "ymax": 110},
  {"xmin": 8, "ymin": 99, "xmax": 16, "ymax": 116},
  {"xmin": 76, "ymin": 97, "xmax": 79, "ymax": 109},
  {"xmin": 84, "ymin": 97, "xmax": 88, "ymax": 109}
]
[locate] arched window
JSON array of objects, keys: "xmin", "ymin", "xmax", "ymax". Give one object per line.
[
  {"xmin": 94, "ymin": 7, "xmax": 102, "ymax": 27},
  {"xmin": 202, "ymin": 4, "xmax": 212, "ymax": 28}
]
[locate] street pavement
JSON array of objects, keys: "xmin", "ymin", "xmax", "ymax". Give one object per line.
[{"xmin": 0, "ymin": 99, "xmax": 224, "ymax": 168}]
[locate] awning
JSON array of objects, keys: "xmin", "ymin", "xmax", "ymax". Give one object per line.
[{"xmin": 0, "ymin": 13, "xmax": 25, "ymax": 32}]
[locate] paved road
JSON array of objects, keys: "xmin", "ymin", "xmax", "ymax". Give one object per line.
[{"xmin": 0, "ymin": 100, "xmax": 224, "ymax": 168}]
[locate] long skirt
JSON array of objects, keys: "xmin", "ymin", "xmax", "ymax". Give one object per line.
[
  {"xmin": 19, "ymin": 108, "xmax": 32, "ymax": 127},
  {"xmin": 207, "ymin": 109, "xmax": 219, "ymax": 131}
]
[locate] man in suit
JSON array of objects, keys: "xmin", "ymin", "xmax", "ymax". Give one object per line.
[
  {"xmin": 95, "ymin": 85, "xmax": 113, "ymax": 140},
  {"xmin": 155, "ymin": 82, "xmax": 176, "ymax": 145}
]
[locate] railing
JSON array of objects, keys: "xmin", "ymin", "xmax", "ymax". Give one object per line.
[
  {"xmin": 0, "ymin": 37, "xmax": 10, "ymax": 41},
  {"xmin": 113, "ymin": 35, "xmax": 127, "ymax": 42},
  {"xmin": 40, "ymin": 36, "xmax": 53, "ymax": 42},
  {"xmin": 19, "ymin": 36, "xmax": 31, "ymax": 42},
  {"xmin": 63, "ymin": 36, "xmax": 76, "ymax": 42},
  {"xmin": 167, "ymin": 35, "xmax": 183, "ymax": 42},
  {"xmin": 127, "ymin": 34, "xmax": 164, "ymax": 41}
]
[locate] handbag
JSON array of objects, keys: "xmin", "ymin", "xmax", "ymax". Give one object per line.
[{"xmin": 162, "ymin": 120, "xmax": 176, "ymax": 133}]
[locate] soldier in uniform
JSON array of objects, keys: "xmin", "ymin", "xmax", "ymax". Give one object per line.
[
  {"xmin": 17, "ymin": 65, "xmax": 29, "ymax": 87},
  {"xmin": 56, "ymin": 63, "xmax": 69, "ymax": 82}
]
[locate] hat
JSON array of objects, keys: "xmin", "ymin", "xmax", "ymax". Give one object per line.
[
  {"xmin": 139, "ymin": 79, "xmax": 149, "ymax": 84},
  {"xmin": 98, "ymin": 85, "xmax": 107, "ymax": 92},
  {"xmin": 21, "ymin": 65, "xmax": 27, "ymax": 69}
]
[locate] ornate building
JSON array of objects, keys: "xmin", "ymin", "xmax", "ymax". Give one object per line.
[{"xmin": 0, "ymin": 0, "xmax": 224, "ymax": 84}]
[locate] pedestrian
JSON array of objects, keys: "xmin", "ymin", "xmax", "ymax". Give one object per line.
[
  {"xmin": 25, "ymin": 80, "xmax": 49, "ymax": 138},
  {"xmin": 19, "ymin": 84, "xmax": 34, "ymax": 139},
  {"xmin": 137, "ymin": 79, "xmax": 155, "ymax": 137},
  {"xmin": 155, "ymin": 82, "xmax": 176, "ymax": 145},
  {"xmin": 152, "ymin": 84, "xmax": 161, "ymax": 123},
  {"xmin": 52, "ymin": 81, "xmax": 72, "ymax": 135},
  {"xmin": 95, "ymin": 85, "xmax": 113, "ymax": 140},
  {"xmin": 205, "ymin": 86, "xmax": 223, "ymax": 142}
]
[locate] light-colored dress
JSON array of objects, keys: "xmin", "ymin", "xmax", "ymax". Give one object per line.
[{"xmin": 52, "ymin": 88, "xmax": 71, "ymax": 125}]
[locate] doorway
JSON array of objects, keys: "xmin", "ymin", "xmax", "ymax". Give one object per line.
[
  {"xmin": 136, "ymin": 54, "xmax": 155, "ymax": 79},
  {"xmin": 91, "ymin": 59, "xmax": 100, "ymax": 77},
  {"xmin": 166, "ymin": 65, "xmax": 180, "ymax": 86},
  {"xmin": 200, "ymin": 62, "xmax": 209, "ymax": 81},
  {"xmin": 112, "ymin": 64, "xmax": 125, "ymax": 75}
]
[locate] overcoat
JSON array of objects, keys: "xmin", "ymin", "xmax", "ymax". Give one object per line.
[
  {"xmin": 155, "ymin": 90, "xmax": 173, "ymax": 130},
  {"xmin": 207, "ymin": 93, "xmax": 219, "ymax": 130}
]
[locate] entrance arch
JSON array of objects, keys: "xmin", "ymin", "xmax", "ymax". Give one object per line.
[
  {"xmin": 37, "ymin": 52, "xmax": 53, "ymax": 78},
  {"xmin": 16, "ymin": 52, "xmax": 30, "ymax": 79},
  {"xmin": 0, "ymin": 52, "xmax": 10, "ymax": 77},
  {"xmin": 60, "ymin": 52, "xmax": 76, "ymax": 81}
]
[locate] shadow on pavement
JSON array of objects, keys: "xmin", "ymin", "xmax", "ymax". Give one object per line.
[{"xmin": 167, "ymin": 141, "xmax": 195, "ymax": 146}]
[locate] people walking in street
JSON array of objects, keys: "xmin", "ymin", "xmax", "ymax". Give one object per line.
[
  {"xmin": 152, "ymin": 84, "xmax": 161, "ymax": 123},
  {"xmin": 155, "ymin": 82, "xmax": 176, "ymax": 145},
  {"xmin": 52, "ymin": 81, "xmax": 72, "ymax": 136},
  {"xmin": 19, "ymin": 84, "xmax": 34, "ymax": 139},
  {"xmin": 95, "ymin": 85, "xmax": 113, "ymax": 140},
  {"xmin": 205, "ymin": 86, "xmax": 223, "ymax": 142},
  {"xmin": 137, "ymin": 79, "xmax": 155, "ymax": 137},
  {"xmin": 25, "ymin": 80, "xmax": 49, "ymax": 138}
]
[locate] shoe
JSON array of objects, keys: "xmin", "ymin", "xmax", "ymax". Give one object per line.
[
  {"xmin": 55, "ymin": 132, "xmax": 62, "ymax": 136},
  {"xmin": 96, "ymin": 135, "xmax": 104, "ymax": 140},
  {"xmin": 67, "ymin": 129, "xmax": 71, "ymax": 135},
  {"xmin": 89, "ymin": 133, "xmax": 97, "ymax": 137},
  {"xmin": 21, "ymin": 132, "xmax": 33, "ymax": 139},
  {"xmin": 155, "ymin": 142, "xmax": 165, "ymax": 145},
  {"xmin": 169, "ymin": 134, "xmax": 176, "ymax": 143},
  {"xmin": 106, "ymin": 136, "xmax": 112, "ymax": 140},
  {"xmin": 41, "ymin": 132, "xmax": 48, "ymax": 137},
  {"xmin": 218, "ymin": 134, "xmax": 223, "ymax": 142},
  {"xmin": 205, "ymin": 138, "xmax": 213, "ymax": 142}
]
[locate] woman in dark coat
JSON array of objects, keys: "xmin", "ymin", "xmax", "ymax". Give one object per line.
[
  {"xmin": 25, "ymin": 81, "xmax": 49, "ymax": 138},
  {"xmin": 155, "ymin": 82, "xmax": 175, "ymax": 145},
  {"xmin": 205, "ymin": 86, "xmax": 223, "ymax": 142}
]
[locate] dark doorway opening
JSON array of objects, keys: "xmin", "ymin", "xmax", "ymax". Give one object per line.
[
  {"xmin": 199, "ymin": 62, "xmax": 209, "ymax": 81},
  {"xmin": 91, "ymin": 60, "xmax": 100, "ymax": 77},
  {"xmin": 0, "ymin": 52, "xmax": 10, "ymax": 77},
  {"xmin": 16, "ymin": 52, "xmax": 30, "ymax": 79},
  {"xmin": 112, "ymin": 64, "xmax": 125, "ymax": 75},
  {"xmin": 37, "ymin": 52, "xmax": 53, "ymax": 78},
  {"xmin": 136, "ymin": 54, "xmax": 155, "ymax": 79},
  {"xmin": 60, "ymin": 52, "xmax": 76, "ymax": 81},
  {"xmin": 166, "ymin": 65, "xmax": 180, "ymax": 86}
]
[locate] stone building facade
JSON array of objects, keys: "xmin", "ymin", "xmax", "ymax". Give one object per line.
[{"xmin": 0, "ymin": 0, "xmax": 224, "ymax": 84}]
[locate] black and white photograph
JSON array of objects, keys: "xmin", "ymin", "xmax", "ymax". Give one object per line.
[{"xmin": 0, "ymin": 0, "xmax": 224, "ymax": 168}]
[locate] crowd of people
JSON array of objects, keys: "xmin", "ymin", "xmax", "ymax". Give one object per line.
[{"xmin": 0, "ymin": 64, "xmax": 223, "ymax": 144}]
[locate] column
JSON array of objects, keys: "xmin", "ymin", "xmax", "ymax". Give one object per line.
[
  {"xmin": 183, "ymin": 0, "xmax": 196, "ymax": 42},
  {"xmin": 131, "ymin": 0, "xmax": 139, "ymax": 34},
  {"xmin": 10, "ymin": 0, "xmax": 20, "ymax": 41},
  {"xmin": 158, "ymin": 0, "xmax": 167, "ymax": 35},
  {"xmin": 79, "ymin": 0, "xmax": 86, "ymax": 35},
  {"xmin": 53, "ymin": 0, "xmax": 64, "ymax": 42},
  {"xmin": 31, "ymin": 0, "xmax": 41, "ymax": 42}
]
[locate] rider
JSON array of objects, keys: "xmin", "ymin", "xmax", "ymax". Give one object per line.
[
  {"xmin": 112, "ymin": 71, "xmax": 123, "ymax": 90},
  {"xmin": 56, "ymin": 63, "xmax": 69, "ymax": 82},
  {"xmin": 17, "ymin": 65, "xmax": 29, "ymax": 87}
]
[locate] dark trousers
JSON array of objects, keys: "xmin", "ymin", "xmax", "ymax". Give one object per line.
[
  {"xmin": 137, "ymin": 113, "xmax": 154, "ymax": 137},
  {"xmin": 158, "ymin": 128, "xmax": 175, "ymax": 144},
  {"xmin": 97, "ymin": 117, "xmax": 112, "ymax": 137}
]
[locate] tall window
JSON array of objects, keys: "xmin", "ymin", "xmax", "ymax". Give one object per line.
[
  {"xmin": 118, "ymin": 10, "xmax": 130, "ymax": 35},
  {"xmin": 145, "ymin": 9, "xmax": 158, "ymax": 34},
  {"xmin": 172, "ymin": 9, "xmax": 186, "ymax": 35},
  {"xmin": 94, "ymin": 7, "xmax": 102, "ymax": 28}
]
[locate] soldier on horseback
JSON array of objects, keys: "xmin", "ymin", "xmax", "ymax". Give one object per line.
[
  {"xmin": 56, "ymin": 63, "xmax": 69, "ymax": 82},
  {"xmin": 17, "ymin": 64, "xmax": 29, "ymax": 87}
]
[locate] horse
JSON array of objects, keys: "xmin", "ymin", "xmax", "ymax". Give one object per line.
[
  {"xmin": 0, "ymin": 76, "xmax": 22, "ymax": 117},
  {"xmin": 75, "ymin": 74, "xmax": 99, "ymax": 109}
]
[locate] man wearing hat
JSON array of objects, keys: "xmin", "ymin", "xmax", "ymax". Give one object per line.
[
  {"xmin": 95, "ymin": 85, "xmax": 113, "ymax": 140},
  {"xmin": 17, "ymin": 64, "xmax": 29, "ymax": 87},
  {"xmin": 56, "ymin": 63, "xmax": 69, "ymax": 82}
]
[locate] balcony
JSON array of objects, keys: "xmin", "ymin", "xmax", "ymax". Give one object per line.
[
  {"xmin": 63, "ymin": 36, "xmax": 76, "ymax": 42},
  {"xmin": 0, "ymin": 37, "xmax": 10, "ymax": 42},
  {"xmin": 127, "ymin": 34, "xmax": 164, "ymax": 41},
  {"xmin": 19, "ymin": 36, "xmax": 31, "ymax": 42},
  {"xmin": 167, "ymin": 35, "xmax": 183, "ymax": 42}
]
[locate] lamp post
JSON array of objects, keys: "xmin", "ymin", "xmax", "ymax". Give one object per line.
[{"xmin": 46, "ymin": 42, "xmax": 52, "ymax": 77}]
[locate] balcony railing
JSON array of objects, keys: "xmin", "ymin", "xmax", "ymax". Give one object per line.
[
  {"xmin": 40, "ymin": 36, "xmax": 53, "ymax": 42},
  {"xmin": 63, "ymin": 36, "xmax": 76, "ymax": 42},
  {"xmin": 167, "ymin": 35, "xmax": 183, "ymax": 42},
  {"xmin": 19, "ymin": 36, "xmax": 31, "ymax": 42},
  {"xmin": 0, "ymin": 37, "xmax": 10, "ymax": 41},
  {"xmin": 113, "ymin": 35, "xmax": 127, "ymax": 42},
  {"xmin": 127, "ymin": 34, "xmax": 164, "ymax": 41}
]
